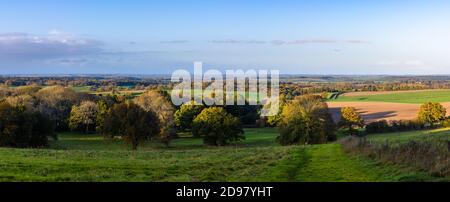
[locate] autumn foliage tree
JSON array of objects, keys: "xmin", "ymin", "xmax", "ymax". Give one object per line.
[
  {"xmin": 102, "ymin": 102, "xmax": 160, "ymax": 150},
  {"xmin": 277, "ymin": 95, "xmax": 335, "ymax": 145},
  {"xmin": 418, "ymin": 102, "xmax": 447, "ymax": 126},
  {"xmin": 192, "ymin": 107, "xmax": 244, "ymax": 146},
  {"xmin": 5, "ymin": 94, "xmax": 36, "ymax": 110},
  {"xmin": 69, "ymin": 101, "xmax": 99, "ymax": 133},
  {"xmin": 134, "ymin": 90, "xmax": 175, "ymax": 145},
  {"xmin": 338, "ymin": 107, "xmax": 364, "ymax": 136},
  {"xmin": 35, "ymin": 86, "xmax": 81, "ymax": 131}
]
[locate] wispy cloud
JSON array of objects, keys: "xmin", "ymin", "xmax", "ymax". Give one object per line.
[
  {"xmin": 210, "ymin": 39, "xmax": 266, "ymax": 44},
  {"xmin": 160, "ymin": 40, "xmax": 189, "ymax": 44},
  {"xmin": 346, "ymin": 40, "xmax": 371, "ymax": 44},
  {"xmin": 210, "ymin": 39, "xmax": 368, "ymax": 46},
  {"xmin": 46, "ymin": 58, "xmax": 91, "ymax": 66},
  {"xmin": 0, "ymin": 30, "xmax": 103, "ymax": 60},
  {"xmin": 378, "ymin": 60, "xmax": 426, "ymax": 66},
  {"xmin": 271, "ymin": 39, "xmax": 338, "ymax": 45},
  {"xmin": 271, "ymin": 40, "xmax": 286, "ymax": 45},
  {"xmin": 287, "ymin": 39, "xmax": 337, "ymax": 45}
]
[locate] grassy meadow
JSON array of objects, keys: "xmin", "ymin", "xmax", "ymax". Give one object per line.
[
  {"xmin": 0, "ymin": 128, "xmax": 442, "ymax": 182},
  {"xmin": 331, "ymin": 89, "xmax": 450, "ymax": 103},
  {"xmin": 367, "ymin": 127, "xmax": 450, "ymax": 143}
]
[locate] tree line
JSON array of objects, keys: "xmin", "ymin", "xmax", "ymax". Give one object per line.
[
  {"xmin": 1, "ymin": 83, "xmax": 447, "ymax": 150},
  {"xmin": 0, "ymin": 85, "xmax": 254, "ymax": 149}
]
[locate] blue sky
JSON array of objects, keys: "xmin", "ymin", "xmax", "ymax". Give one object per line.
[{"xmin": 1, "ymin": 0, "xmax": 450, "ymax": 74}]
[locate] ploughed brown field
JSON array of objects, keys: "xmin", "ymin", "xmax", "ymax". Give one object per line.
[{"xmin": 327, "ymin": 102, "xmax": 450, "ymax": 123}]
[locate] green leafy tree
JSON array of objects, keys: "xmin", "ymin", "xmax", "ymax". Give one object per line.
[
  {"xmin": 174, "ymin": 101, "xmax": 204, "ymax": 131},
  {"xmin": 192, "ymin": 107, "xmax": 244, "ymax": 146},
  {"xmin": 338, "ymin": 107, "xmax": 364, "ymax": 136},
  {"xmin": 418, "ymin": 102, "xmax": 447, "ymax": 126},
  {"xmin": 95, "ymin": 100, "xmax": 109, "ymax": 133},
  {"xmin": 265, "ymin": 94, "xmax": 287, "ymax": 127},
  {"xmin": 277, "ymin": 95, "xmax": 335, "ymax": 145},
  {"xmin": 68, "ymin": 101, "xmax": 98, "ymax": 133},
  {"xmin": 225, "ymin": 102, "xmax": 260, "ymax": 125},
  {"xmin": 102, "ymin": 103, "xmax": 160, "ymax": 150}
]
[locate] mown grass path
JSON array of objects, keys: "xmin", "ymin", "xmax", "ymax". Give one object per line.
[
  {"xmin": 267, "ymin": 144, "xmax": 434, "ymax": 182},
  {"xmin": 295, "ymin": 144, "xmax": 390, "ymax": 181}
]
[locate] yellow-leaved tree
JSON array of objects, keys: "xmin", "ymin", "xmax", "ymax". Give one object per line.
[
  {"xmin": 418, "ymin": 102, "xmax": 447, "ymax": 127},
  {"xmin": 338, "ymin": 107, "xmax": 364, "ymax": 136}
]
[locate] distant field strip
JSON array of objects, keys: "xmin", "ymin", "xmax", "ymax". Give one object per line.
[{"xmin": 332, "ymin": 89, "xmax": 450, "ymax": 103}]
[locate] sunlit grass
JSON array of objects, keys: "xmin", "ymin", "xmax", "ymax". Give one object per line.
[
  {"xmin": 331, "ymin": 89, "xmax": 450, "ymax": 103},
  {"xmin": 0, "ymin": 128, "xmax": 439, "ymax": 182}
]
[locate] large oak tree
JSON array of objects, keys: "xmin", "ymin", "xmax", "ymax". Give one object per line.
[
  {"xmin": 277, "ymin": 95, "xmax": 335, "ymax": 145},
  {"xmin": 102, "ymin": 102, "xmax": 160, "ymax": 150}
]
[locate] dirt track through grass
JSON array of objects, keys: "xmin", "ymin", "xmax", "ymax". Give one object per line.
[
  {"xmin": 265, "ymin": 144, "xmax": 435, "ymax": 182},
  {"xmin": 292, "ymin": 144, "xmax": 399, "ymax": 181}
]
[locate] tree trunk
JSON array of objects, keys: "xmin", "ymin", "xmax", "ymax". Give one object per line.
[{"xmin": 132, "ymin": 140, "xmax": 138, "ymax": 150}]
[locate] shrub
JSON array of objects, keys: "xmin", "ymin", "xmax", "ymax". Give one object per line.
[
  {"xmin": 442, "ymin": 119, "xmax": 450, "ymax": 127},
  {"xmin": 365, "ymin": 119, "xmax": 427, "ymax": 135},
  {"xmin": 192, "ymin": 107, "xmax": 244, "ymax": 146},
  {"xmin": 340, "ymin": 136, "xmax": 449, "ymax": 177},
  {"xmin": 277, "ymin": 95, "xmax": 335, "ymax": 145},
  {"xmin": 365, "ymin": 120, "xmax": 390, "ymax": 134}
]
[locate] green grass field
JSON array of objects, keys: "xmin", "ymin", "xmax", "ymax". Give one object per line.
[
  {"xmin": 0, "ymin": 128, "xmax": 439, "ymax": 182},
  {"xmin": 367, "ymin": 127, "xmax": 450, "ymax": 143},
  {"xmin": 331, "ymin": 89, "xmax": 450, "ymax": 103}
]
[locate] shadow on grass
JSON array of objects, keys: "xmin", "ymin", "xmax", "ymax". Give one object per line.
[{"xmin": 50, "ymin": 128, "xmax": 280, "ymax": 151}]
